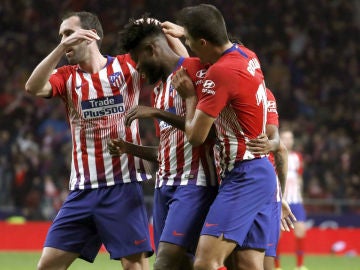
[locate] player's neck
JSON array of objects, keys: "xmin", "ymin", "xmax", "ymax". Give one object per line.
[
  {"xmin": 209, "ymin": 41, "xmax": 233, "ymax": 64},
  {"xmin": 162, "ymin": 54, "xmax": 181, "ymax": 82},
  {"xmin": 78, "ymin": 50, "xmax": 107, "ymax": 74}
]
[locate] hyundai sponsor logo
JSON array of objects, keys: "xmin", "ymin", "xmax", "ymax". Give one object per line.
[{"xmin": 196, "ymin": 69, "xmax": 207, "ymax": 78}]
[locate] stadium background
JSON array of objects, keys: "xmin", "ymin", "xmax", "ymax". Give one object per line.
[{"xmin": 0, "ymin": 0, "xmax": 359, "ymax": 257}]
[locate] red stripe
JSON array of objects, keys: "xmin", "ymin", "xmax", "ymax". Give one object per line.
[
  {"xmin": 69, "ymin": 70, "xmax": 81, "ymax": 186},
  {"xmin": 91, "ymin": 73, "xmax": 107, "ymax": 184},
  {"xmin": 78, "ymin": 72, "xmax": 91, "ymax": 186},
  {"xmin": 175, "ymin": 130, "xmax": 185, "ymax": 180}
]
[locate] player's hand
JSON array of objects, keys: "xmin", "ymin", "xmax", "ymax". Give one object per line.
[
  {"xmin": 60, "ymin": 29, "xmax": 100, "ymax": 49},
  {"xmin": 161, "ymin": 21, "xmax": 185, "ymax": 38},
  {"xmin": 125, "ymin": 105, "xmax": 156, "ymax": 126},
  {"xmin": 280, "ymin": 199, "xmax": 297, "ymax": 231},
  {"xmin": 246, "ymin": 133, "xmax": 272, "ymax": 155},
  {"xmin": 108, "ymin": 138, "xmax": 128, "ymax": 156},
  {"xmin": 172, "ymin": 67, "xmax": 196, "ymax": 99}
]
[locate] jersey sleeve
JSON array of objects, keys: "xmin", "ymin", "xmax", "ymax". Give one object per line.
[
  {"xmin": 49, "ymin": 66, "xmax": 70, "ymax": 97},
  {"xmin": 196, "ymin": 64, "xmax": 231, "ymax": 118},
  {"xmin": 266, "ymin": 88, "xmax": 279, "ymax": 127}
]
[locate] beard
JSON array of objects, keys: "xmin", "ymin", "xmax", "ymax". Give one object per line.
[{"xmin": 65, "ymin": 45, "xmax": 86, "ymax": 65}]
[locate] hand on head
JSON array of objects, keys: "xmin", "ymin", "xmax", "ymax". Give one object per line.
[
  {"xmin": 61, "ymin": 29, "xmax": 100, "ymax": 48},
  {"xmin": 161, "ymin": 21, "xmax": 185, "ymax": 38}
]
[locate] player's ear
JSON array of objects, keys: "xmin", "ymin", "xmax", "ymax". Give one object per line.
[
  {"xmin": 199, "ymin": 38, "xmax": 207, "ymax": 47},
  {"xmin": 144, "ymin": 43, "xmax": 156, "ymax": 57}
]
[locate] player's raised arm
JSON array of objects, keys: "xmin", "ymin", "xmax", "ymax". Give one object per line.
[
  {"xmin": 25, "ymin": 44, "xmax": 65, "ymax": 98},
  {"xmin": 25, "ymin": 28, "xmax": 99, "ymax": 98}
]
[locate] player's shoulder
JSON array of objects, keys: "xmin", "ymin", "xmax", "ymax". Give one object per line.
[
  {"xmin": 238, "ymin": 44, "xmax": 258, "ymax": 58},
  {"xmin": 52, "ymin": 64, "xmax": 74, "ymax": 76},
  {"xmin": 266, "ymin": 88, "xmax": 276, "ymax": 100},
  {"xmin": 182, "ymin": 57, "xmax": 207, "ymax": 78},
  {"xmin": 182, "ymin": 57, "xmax": 205, "ymax": 70},
  {"xmin": 115, "ymin": 53, "xmax": 135, "ymax": 64}
]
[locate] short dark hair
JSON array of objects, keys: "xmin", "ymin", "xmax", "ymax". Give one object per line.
[
  {"xmin": 62, "ymin": 11, "xmax": 103, "ymax": 48},
  {"xmin": 176, "ymin": 4, "xmax": 228, "ymax": 46},
  {"xmin": 118, "ymin": 14, "xmax": 164, "ymax": 53}
]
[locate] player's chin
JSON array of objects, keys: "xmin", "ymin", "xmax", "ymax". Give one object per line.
[{"xmin": 66, "ymin": 55, "xmax": 78, "ymax": 65}]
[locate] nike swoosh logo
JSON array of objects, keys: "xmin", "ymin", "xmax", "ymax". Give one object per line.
[
  {"xmin": 172, "ymin": 230, "xmax": 185, "ymax": 236},
  {"xmin": 134, "ymin": 238, "xmax": 147, "ymax": 245},
  {"xmin": 75, "ymin": 83, "xmax": 87, "ymax": 90},
  {"xmin": 267, "ymin": 243, "xmax": 274, "ymax": 246},
  {"xmin": 205, "ymin": 222, "xmax": 218, "ymax": 227}
]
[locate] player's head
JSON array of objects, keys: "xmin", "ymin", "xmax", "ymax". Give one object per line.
[
  {"xmin": 59, "ymin": 11, "xmax": 103, "ymax": 64},
  {"xmin": 119, "ymin": 14, "xmax": 172, "ymax": 84},
  {"xmin": 176, "ymin": 4, "xmax": 229, "ymax": 62},
  {"xmin": 280, "ymin": 129, "xmax": 294, "ymax": 151}
]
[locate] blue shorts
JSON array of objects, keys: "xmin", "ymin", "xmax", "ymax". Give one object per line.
[
  {"xmin": 265, "ymin": 201, "xmax": 281, "ymax": 257},
  {"xmin": 201, "ymin": 158, "xmax": 277, "ymax": 250},
  {"xmin": 44, "ymin": 182, "xmax": 153, "ymax": 262},
  {"xmin": 289, "ymin": 203, "xmax": 307, "ymax": 222},
  {"xmin": 153, "ymin": 185, "xmax": 218, "ymax": 254}
]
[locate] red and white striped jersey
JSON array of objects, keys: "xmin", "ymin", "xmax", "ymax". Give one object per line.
[
  {"xmin": 49, "ymin": 54, "xmax": 151, "ymax": 190},
  {"xmin": 153, "ymin": 57, "xmax": 218, "ymax": 188},
  {"xmin": 284, "ymin": 151, "xmax": 304, "ymax": 204},
  {"xmin": 197, "ymin": 44, "xmax": 267, "ymax": 177}
]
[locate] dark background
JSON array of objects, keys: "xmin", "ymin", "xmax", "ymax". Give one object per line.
[{"xmin": 0, "ymin": 0, "xmax": 359, "ymax": 221}]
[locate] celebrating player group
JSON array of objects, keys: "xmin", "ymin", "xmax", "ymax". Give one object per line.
[{"xmin": 25, "ymin": 3, "xmax": 304, "ymax": 270}]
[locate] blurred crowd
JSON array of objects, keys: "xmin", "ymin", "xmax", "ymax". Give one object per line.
[{"xmin": 0, "ymin": 0, "xmax": 359, "ymax": 220}]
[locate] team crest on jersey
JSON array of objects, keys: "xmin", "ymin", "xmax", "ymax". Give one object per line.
[
  {"xmin": 81, "ymin": 94, "xmax": 125, "ymax": 119},
  {"xmin": 108, "ymin": 72, "xmax": 125, "ymax": 88}
]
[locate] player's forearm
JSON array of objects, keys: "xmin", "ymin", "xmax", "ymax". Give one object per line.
[
  {"xmin": 165, "ymin": 34, "xmax": 189, "ymax": 58},
  {"xmin": 25, "ymin": 44, "xmax": 66, "ymax": 97},
  {"xmin": 184, "ymin": 96, "xmax": 199, "ymax": 144},
  {"xmin": 124, "ymin": 142, "xmax": 158, "ymax": 162},
  {"xmin": 266, "ymin": 124, "xmax": 280, "ymax": 152},
  {"xmin": 274, "ymin": 141, "xmax": 288, "ymax": 194}
]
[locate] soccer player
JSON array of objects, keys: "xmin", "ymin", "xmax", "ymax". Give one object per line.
[
  {"xmin": 277, "ymin": 129, "xmax": 308, "ymax": 270},
  {"xmin": 24, "ymin": 11, "xmax": 154, "ymax": 270},
  {"xmin": 109, "ymin": 16, "xmax": 218, "ymax": 270},
  {"xmin": 165, "ymin": 4, "xmax": 278, "ymax": 270}
]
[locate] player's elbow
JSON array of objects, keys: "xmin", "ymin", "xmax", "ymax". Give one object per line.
[
  {"xmin": 24, "ymin": 81, "xmax": 38, "ymax": 96},
  {"xmin": 24, "ymin": 81, "xmax": 33, "ymax": 94},
  {"xmin": 25, "ymin": 81, "xmax": 51, "ymax": 98}
]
